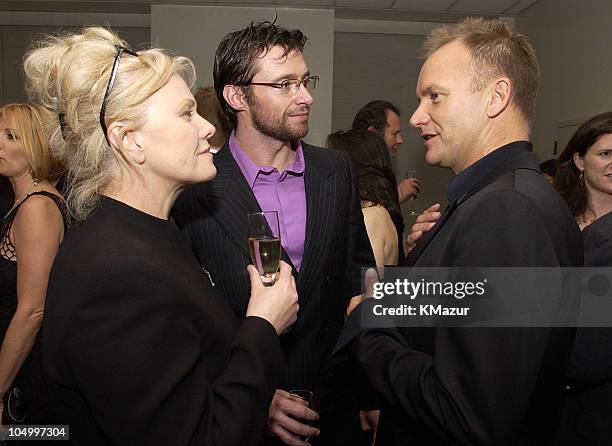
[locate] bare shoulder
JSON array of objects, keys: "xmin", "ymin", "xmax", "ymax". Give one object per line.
[
  {"xmin": 362, "ymin": 204, "xmax": 392, "ymax": 221},
  {"xmin": 15, "ymin": 193, "xmax": 63, "ymax": 217},
  {"xmin": 13, "ymin": 193, "xmax": 65, "ymax": 234},
  {"xmin": 362, "ymin": 205, "xmax": 395, "ymax": 231}
]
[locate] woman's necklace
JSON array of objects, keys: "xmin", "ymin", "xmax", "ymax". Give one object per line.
[{"xmin": 4, "ymin": 179, "xmax": 40, "ymax": 218}]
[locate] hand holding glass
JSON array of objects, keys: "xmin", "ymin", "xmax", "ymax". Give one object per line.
[
  {"xmin": 405, "ymin": 169, "xmax": 421, "ymax": 216},
  {"xmin": 248, "ymin": 211, "xmax": 281, "ymax": 286},
  {"xmin": 288, "ymin": 389, "xmax": 316, "ymax": 442}
]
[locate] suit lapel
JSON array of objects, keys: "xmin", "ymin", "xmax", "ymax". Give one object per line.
[
  {"xmin": 402, "ymin": 200, "xmax": 458, "ymax": 267},
  {"xmin": 203, "ymin": 144, "xmax": 297, "ymax": 269},
  {"xmin": 403, "ymin": 150, "xmax": 540, "ymax": 267},
  {"xmin": 298, "ymin": 146, "xmax": 335, "ymax": 294},
  {"xmin": 200, "ymin": 145, "xmax": 261, "ymax": 258}
]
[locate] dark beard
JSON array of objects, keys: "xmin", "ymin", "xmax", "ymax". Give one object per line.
[{"xmin": 248, "ymin": 94, "xmax": 309, "ymax": 142}]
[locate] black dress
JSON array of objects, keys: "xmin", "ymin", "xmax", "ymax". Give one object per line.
[
  {"xmin": 44, "ymin": 196, "xmax": 283, "ymax": 445},
  {"xmin": 555, "ymin": 212, "xmax": 612, "ymax": 445},
  {"xmin": 0, "ymin": 191, "xmax": 66, "ymax": 426}
]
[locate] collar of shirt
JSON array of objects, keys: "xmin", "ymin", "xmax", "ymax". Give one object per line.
[
  {"xmin": 447, "ymin": 140, "xmax": 533, "ymax": 204},
  {"xmin": 228, "ymin": 130, "xmax": 305, "ymax": 188}
]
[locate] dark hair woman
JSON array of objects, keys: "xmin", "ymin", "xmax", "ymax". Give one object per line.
[
  {"xmin": 327, "ymin": 128, "xmax": 403, "ymax": 266},
  {"xmin": 554, "ymin": 111, "xmax": 612, "ymax": 445},
  {"xmin": 555, "ymin": 111, "xmax": 612, "ymax": 229}
]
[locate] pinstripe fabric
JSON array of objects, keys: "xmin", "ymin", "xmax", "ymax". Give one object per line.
[{"xmin": 173, "ymin": 142, "xmax": 375, "ymax": 393}]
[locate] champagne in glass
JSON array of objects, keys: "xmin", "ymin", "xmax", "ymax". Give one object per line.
[
  {"xmin": 248, "ymin": 211, "xmax": 281, "ymax": 286},
  {"xmin": 405, "ymin": 169, "xmax": 421, "ymax": 216}
]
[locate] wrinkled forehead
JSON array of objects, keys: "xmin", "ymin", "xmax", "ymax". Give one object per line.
[
  {"xmin": 385, "ymin": 110, "xmax": 401, "ymax": 130},
  {"xmin": 416, "ymin": 40, "xmax": 472, "ymax": 94},
  {"xmin": 253, "ymin": 46, "xmax": 309, "ymax": 79}
]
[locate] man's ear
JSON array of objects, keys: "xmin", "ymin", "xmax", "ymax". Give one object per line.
[
  {"xmin": 486, "ymin": 77, "xmax": 512, "ymax": 119},
  {"xmin": 573, "ymin": 152, "xmax": 585, "ymax": 171},
  {"xmin": 367, "ymin": 126, "xmax": 378, "ymax": 133},
  {"xmin": 223, "ymin": 85, "xmax": 248, "ymax": 113},
  {"xmin": 108, "ymin": 121, "xmax": 145, "ymax": 164}
]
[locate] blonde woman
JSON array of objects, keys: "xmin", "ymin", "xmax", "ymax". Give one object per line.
[
  {"xmin": 24, "ymin": 27, "xmax": 298, "ymax": 445},
  {"xmin": 0, "ymin": 104, "xmax": 66, "ymax": 426}
]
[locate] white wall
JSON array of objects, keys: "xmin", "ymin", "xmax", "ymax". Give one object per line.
[
  {"xmin": 151, "ymin": 5, "xmax": 334, "ymax": 147},
  {"xmin": 517, "ymin": 0, "xmax": 612, "ymax": 159},
  {"xmin": 333, "ymin": 31, "xmax": 454, "ymax": 225}
]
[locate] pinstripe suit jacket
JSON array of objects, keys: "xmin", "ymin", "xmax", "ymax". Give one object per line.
[{"xmin": 173, "ymin": 141, "xmax": 375, "ymax": 395}]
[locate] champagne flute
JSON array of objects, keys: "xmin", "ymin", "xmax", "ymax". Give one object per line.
[
  {"xmin": 405, "ymin": 169, "xmax": 421, "ymax": 216},
  {"xmin": 248, "ymin": 211, "xmax": 281, "ymax": 286}
]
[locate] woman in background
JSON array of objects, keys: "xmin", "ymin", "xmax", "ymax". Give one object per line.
[
  {"xmin": 24, "ymin": 27, "xmax": 298, "ymax": 445},
  {"xmin": 194, "ymin": 86, "xmax": 230, "ymax": 152},
  {"xmin": 555, "ymin": 111, "xmax": 612, "ymax": 229},
  {"xmin": 0, "ymin": 103, "xmax": 65, "ymax": 426},
  {"xmin": 554, "ymin": 111, "xmax": 612, "ymax": 445},
  {"xmin": 327, "ymin": 129, "xmax": 402, "ymax": 266}
]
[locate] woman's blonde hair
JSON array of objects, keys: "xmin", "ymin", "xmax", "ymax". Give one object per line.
[
  {"xmin": 0, "ymin": 103, "xmax": 59, "ymax": 181},
  {"xmin": 23, "ymin": 26, "xmax": 196, "ymax": 220}
]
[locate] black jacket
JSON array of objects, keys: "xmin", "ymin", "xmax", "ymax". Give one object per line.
[{"xmin": 340, "ymin": 145, "xmax": 583, "ymax": 445}]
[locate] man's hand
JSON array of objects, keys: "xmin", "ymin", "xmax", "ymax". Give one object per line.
[
  {"xmin": 346, "ymin": 269, "xmax": 379, "ymax": 317},
  {"xmin": 397, "ymin": 177, "xmax": 421, "ymax": 204},
  {"xmin": 405, "ymin": 203, "xmax": 441, "ymax": 253},
  {"xmin": 267, "ymin": 389, "xmax": 320, "ymax": 445},
  {"xmin": 359, "ymin": 410, "xmax": 380, "ymax": 446}
]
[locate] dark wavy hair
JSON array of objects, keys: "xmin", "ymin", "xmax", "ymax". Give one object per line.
[
  {"xmin": 351, "ymin": 100, "xmax": 401, "ymax": 138},
  {"xmin": 555, "ymin": 111, "xmax": 612, "ymax": 219},
  {"xmin": 326, "ymin": 129, "xmax": 403, "ymax": 237},
  {"xmin": 213, "ymin": 20, "xmax": 307, "ymax": 128}
]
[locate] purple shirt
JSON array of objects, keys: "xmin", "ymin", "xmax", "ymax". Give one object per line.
[{"xmin": 229, "ymin": 131, "xmax": 306, "ymax": 271}]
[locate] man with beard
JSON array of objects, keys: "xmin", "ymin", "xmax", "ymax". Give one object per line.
[
  {"xmin": 352, "ymin": 100, "xmax": 420, "ymax": 204},
  {"xmin": 173, "ymin": 21, "xmax": 374, "ymax": 446}
]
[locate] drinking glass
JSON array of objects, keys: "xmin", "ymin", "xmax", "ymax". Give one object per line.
[
  {"xmin": 288, "ymin": 389, "xmax": 315, "ymax": 441},
  {"xmin": 405, "ymin": 169, "xmax": 421, "ymax": 216},
  {"xmin": 248, "ymin": 211, "xmax": 281, "ymax": 286}
]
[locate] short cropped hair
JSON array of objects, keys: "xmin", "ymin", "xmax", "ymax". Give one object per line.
[
  {"xmin": 352, "ymin": 100, "xmax": 401, "ymax": 138},
  {"xmin": 423, "ymin": 17, "xmax": 540, "ymax": 128},
  {"xmin": 213, "ymin": 20, "xmax": 307, "ymax": 127}
]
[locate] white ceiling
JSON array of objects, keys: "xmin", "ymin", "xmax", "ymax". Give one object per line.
[{"xmin": 4, "ymin": 0, "xmax": 541, "ymax": 16}]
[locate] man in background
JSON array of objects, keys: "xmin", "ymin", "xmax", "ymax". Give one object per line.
[{"xmin": 352, "ymin": 100, "xmax": 420, "ymax": 203}]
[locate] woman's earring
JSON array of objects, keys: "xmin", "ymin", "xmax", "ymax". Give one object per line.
[{"xmin": 579, "ymin": 170, "xmax": 584, "ymax": 186}]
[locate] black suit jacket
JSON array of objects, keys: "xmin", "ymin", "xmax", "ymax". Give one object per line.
[
  {"xmin": 342, "ymin": 147, "xmax": 583, "ymax": 445},
  {"xmin": 173, "ymin": 142, "xmax": 374, "ymax": 408},
  {"xmin": 45, "ymin": 197, "xmax": 283, "ymax": 445},
  {"xmin": 556, "ymin": 212, "xmax": 612, "ymax": 445}
]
